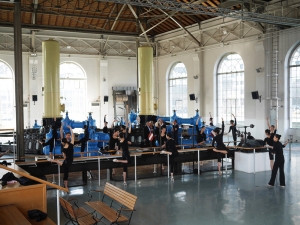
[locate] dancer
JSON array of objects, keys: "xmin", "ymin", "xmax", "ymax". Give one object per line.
[
  {"xmin": 165, "ymin": 132, "xmax": 179, "ymax": 180},
  {"xmin": 209, "ymin": 112, "xmax": 214, "ymax": 126},
  {"xmin": 264, "ymin": 129, "xmax": 275, "ymax": 169},
  {"xmin": 39, "ymin": 117, "xmax": 59, "ymax": 156},
  {"xmin": 113, "ymin": 132, "xmax": 131, "ymax": 185},
  {"xmin": 268, "ymin": 134, "xmax": 288, "ymax": 187},
  {"xmin": 196, "ymin": 116, "xmax": 206, "ymax": 146},
  {"xmin": 172, "ymin": 120, "xmax": 179, "ymax": 145},
  {"xmin": 212, "ymin": 118, "xmax": 228, "ymax": 175},
  {"xmin": 228, "ymin": 114, "xmax": 237, "ymax": 146},
  {"xmin": 74, "ymin": 122, "xmax": 89, "ymax": 155},
  {"xmin": 47, "ymin": 124, "xmax": 74, "ymax": 189},
  {"xmin": 266, "ymin": 117, "xmax": 278, "ymax": 134}
]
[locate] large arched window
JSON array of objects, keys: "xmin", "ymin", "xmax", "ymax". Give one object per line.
[
  {"xmin": 60, "ymin": 62, "xmax": 87, "ymax": 121},
  {"xmin": 217, "ymin": 53, "xmax": 244, "ymax": 122},
  {"xmin": 0, "ymin": 60, "xmax": 14, "ymax": 127},
  {"xmin": 169, "ymin": 62, "xmax": 188, "ymax": 117},
  {"xmin": 289, "ymin": 45, "xmax": 300, "ymax": 128}
]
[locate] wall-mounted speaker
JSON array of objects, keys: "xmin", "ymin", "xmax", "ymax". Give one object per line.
[
  {"xmin": 32, "ymin": 95, "xmax": 37, "ymax": 102},
  {"xmin": 104, "ymin": 96, "xmax": 109, "ymax": 102},
  {"xmin": 189, "ymin": 94, "xmax": 195, "ymax": 101},
  {"xmin": 251, "ymin": 91, "xmax": 259, "ymax": 99}
]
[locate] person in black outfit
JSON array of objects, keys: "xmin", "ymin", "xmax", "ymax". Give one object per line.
[
  {"xmin": 209, "ymin": 112, "xmax": 214, "ymax": 126},
  {"xmin": 74, "ymin": 122, "xmax": 89, "ymax": 154},
  {"xmin": 103, "ymin": 115, "xmax": 108, "ymax": 133},
  {"xmin": 264, "ymin": 129, "xmax": 275, "ymax": 169},
  {"xmin": 196, "ymin": 116, "xmax": 206, "ymax": 146},
  {"xmin": 212, "ymin": 118, "xmax": 228, "ymax": 175},
  {"xmin": 172, "ymin": 120, "xmax": 179, "ymax": 145},
  {"xmin": 268, "ymin": 134, "xmax": 288, "ymax": 187},
  {"xmin": 47, "ymin": 124, "xmax": 74, "ymax": 189},
  {"xmin": 266, "ymin": 117, "xmax": 277, "ymax": 135},
  {"xmin": 165, "ymin": 132, "xmax": 179, "ymax": 180},
  {"xmin": 113, "ymin": 132, "xmax": 131, "ymax": 185},
  {"xmin": 228, "ymin": 114, "xmax": 237, "ymax": 146},
  {"xmin": 39, "ymin": 117, "xmax": 60, "ymax": 156},
  {"xmin": 121, "ymin": 122, "xmax": 132, "ymax": 145}
]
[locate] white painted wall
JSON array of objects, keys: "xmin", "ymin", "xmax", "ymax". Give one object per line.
[{"xmin": 1, "ymin": 27, "xmax": 300, "ymax": 142}]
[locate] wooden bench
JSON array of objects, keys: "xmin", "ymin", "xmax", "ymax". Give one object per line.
[
  {"xmin": 59, "ymin": 197, "xmax": 100, "ymax": 225},
  {"xmin": 86, "ymin": 182, "xmax": 137, "ymax": 225}
]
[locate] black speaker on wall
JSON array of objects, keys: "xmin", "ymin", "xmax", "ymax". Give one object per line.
[
  {"xmin": 32, "ymin": 95, "xmax": 37, "ymax": 102},
  {"xmin": 251, "ymin": 91, "xmax": 259, "ymax": 100},
  {"xmin": 104, "ymin": 96, "xmax": 109, "ymax": 102},
  {"xmin": 189, "ymin": 94, "xmax": 195, "ymax": 101}
]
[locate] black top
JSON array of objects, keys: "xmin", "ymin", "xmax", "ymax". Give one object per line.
[
  {"xmin": 84, "ymin": 121, "xmax": 89, "ymax": 141},
  {"xmin": 166, "ymin": 138, "xmax": 179, "ymax": 156},
  {"xmin": 172, "ymin": 124, "xmax": 179, "ymax": 138},
  {"xmin": 159, "ymin": 134, "xmax": 167, "ymax": 146},
  {"xmin": 62, "ymin": 143, "xmax": 74, "ymax": 163},
  {"xmin": 119, "ymin": 140, "xmax": 131, "ymax": 163},
  {"xmin": 209, "ymin": 121, "xmax": 214, "ymax": 126},
  {"xmin": 109, "ymin": 131, "xmax": 119, "ymax": 150},
  {"xmin": 273, "ymin": 141, "xmax": 285, "ymax": 162},
  {"xmin": 264, "ymin": 136, "xmax": 274, "ymax": 147},
  {"xmin": 212, "ymin": 121, "xmax": 226, "ymax": 149},
  {"xmin": 196, "ymin": 124, "xmax": 206, "ymax": 143},
  {"xmin": 52, "ymin": 120, "xmax": 60, "ymax": 139},
  {"xmin": 103, "ymin": 126, "xmax": 108, "ymax": 133},
  {"xmin": 228, "ymin": 118, "xmax": 237, "ymax": 136}
]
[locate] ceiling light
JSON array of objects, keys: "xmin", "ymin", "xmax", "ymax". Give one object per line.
[
  {"xmin": 67, "ymin": 46, "xmax": 71, "ymax": 49},
  {"xmin": 128, "ymin": 49, "xmax": 131, "ymax": 52}
]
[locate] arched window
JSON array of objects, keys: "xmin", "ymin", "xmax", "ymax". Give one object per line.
[
  {"xmin": 169, "ymin": 62, "xmax": 188, "ymax": 117},
  {"xmin": 289, "ymin": 45, "xmax": 300, "ymax": 128},
  {"xmin": 0, "ymin": 60, "xmax": 14, "ymax": 127},
  {"xmin": 217, "ymin": 53, "xmax": 244, "ymax": 122},
  {"xmin": 60, "ymin": 62, "xmax": 87, "ymax": 121}
]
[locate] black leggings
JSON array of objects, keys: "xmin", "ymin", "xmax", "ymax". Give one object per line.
[
  {"xmin": 63, "ymin": 161, "xmax": 72, "ymax": 181},
  {"xmin": 43, "ymin": 138, "xmax": 55, "ymax": 153},
  {"xmin": 233, "ymin": 135, "xmax": 237, "ymax": 146},
  {"xmin": 269, "ymin": 159, "xmax": 285, "ymax": 186},
  {"xmin": 216, "ymin": 150, "xmax": 229, "ymax": 162},
  {"xmin": 169, "ymin": 155, "xmax": 177, "ymax": 173}
]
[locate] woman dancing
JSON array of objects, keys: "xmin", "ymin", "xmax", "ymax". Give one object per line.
[
  {"xmin": 212, "ymin": 118, "xmax": 229, "ymax": 175},
  {"xmin": 268, "ymin": 134, "xmax": 288, "ymax": 187},
  {"xmin": 113, "ymin": 132, "xmax": 131, "ymax": 185},
  {"xmin": 165, "ymin": 132, "xmax": 179, "ymax": 180}
]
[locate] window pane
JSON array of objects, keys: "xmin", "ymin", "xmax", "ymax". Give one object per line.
[
  {"xmin": 217, "ymin": 54, "xmax": 244, "ymax": 122},
  {"xmin": 290, "ymin": 46, "xmax": 300, "ymax": 128},
  {"xmin": 0, "ymin": 60, "xmax": 14, "ymax": 127},
  {"xmin": 169, "ymin": 62, "xmax": 188, "ymax": 117},
  {"xmin": 60, "ymin": 62, "xmax": 87, "ymax": 120}
]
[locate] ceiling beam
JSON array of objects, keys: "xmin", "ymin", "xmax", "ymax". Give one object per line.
[
  {"xmin": 97, "ymin": 0, "xmax": 300, "ymax": 27},
  {"xmin": 0, "ymin": 22, "xmax": 140, "ymax": 36}
]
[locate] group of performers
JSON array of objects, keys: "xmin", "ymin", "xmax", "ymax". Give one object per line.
[{"xmin": 34, "ymin": 112, "xmax": 289, "ymax": 189}]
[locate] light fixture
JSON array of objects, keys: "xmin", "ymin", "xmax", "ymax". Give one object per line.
[
  {"xmin": 67, "ymin": 46, "xmax": 71, "ymax": 49},
  {"xmin": 128, "ymin": 49, "xmax": 132, "ymax": 52},
  {"xmin": 256, "ymin": 67, "xmax": 262, "ymax": 73}
]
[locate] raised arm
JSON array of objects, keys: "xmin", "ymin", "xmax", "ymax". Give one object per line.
[
  {"xmin": 209, "ymin": 112, "xmax": 212, "ymax": 118},
  {"xmin": 266, "ymin": 117, "xmax": 271, "ymax": 130},
  {"xmin": 196, "ymin": 116, "xmax": 201, "ymax": 132},
  {"xmin": 111, "ymin": 119, "xmax": 116, "ymax": 129},
  {"xmin": 60, "ymin": 122, "xmax": 64, "ymax": 140},
  {"xmin": 275, "ymin": 119, "xmax": 278, "ymax": 130},
  {"xmin": 67, "ymin": 125, "xmax": 74, "ymax": 145},
  {"xmin": 128, "ymin": 121, "xmax": 131, "ymax": 134},
  {"xmin": 104, "ymin": 115, "xmax": 107, "ymax": 123},
  {"xmin": 232, "ymin": 114, "xmax": 237, "ymax": 126},
  {"xmin": 221, "ymin": 118, "xmax": 224, "ymax": 134}
]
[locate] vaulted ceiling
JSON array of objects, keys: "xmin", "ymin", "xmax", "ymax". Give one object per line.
[{"xmin": 0, "ymin": 0, "xmax": 223, "ymax": 37}]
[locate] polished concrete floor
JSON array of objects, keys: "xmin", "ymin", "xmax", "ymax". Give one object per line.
[{"xmin": 47, "ymin": 147, "xmax": 300, "ymax": 225}]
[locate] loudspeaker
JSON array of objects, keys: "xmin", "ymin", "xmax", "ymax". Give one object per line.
[
  {"xmin": 189, "ymin": 94, "xmax": 195, "ymax": 101},
  {"xmin": 32, "ymin": 95, "xmax": 37, "ymax": 101},
  {"xmin": 251, "ymin": 91, "xmax": 259, "ymax": 99},
  {"xmin": 104, "ymin": 96, "xmax": 109, "ymax": 102},
  {"xmin": 256, "ymin": 68, "xmax": 262, "ymax": 73}
]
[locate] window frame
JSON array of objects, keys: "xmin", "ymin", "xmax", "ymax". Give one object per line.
[
  {"xmin": 168, "ymin": 62, "xmax": 188, "ymax": 118},
  {"xmin": 288, "ymin": 44, "xmax": 300, "ymax": 129},
  {"xmin": 216, "ymin": 53, "xmax": 245, "ymax": 123}
]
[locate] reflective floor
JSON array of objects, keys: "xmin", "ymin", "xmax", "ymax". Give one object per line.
[{"xmin": 47, "ymin": 148, "xmax": 300, "ymax": 225}]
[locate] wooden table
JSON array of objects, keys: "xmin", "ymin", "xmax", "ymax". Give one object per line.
[{"xmin": 0, "ymin": 204, "xmax": 31, "ymax": 225}]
